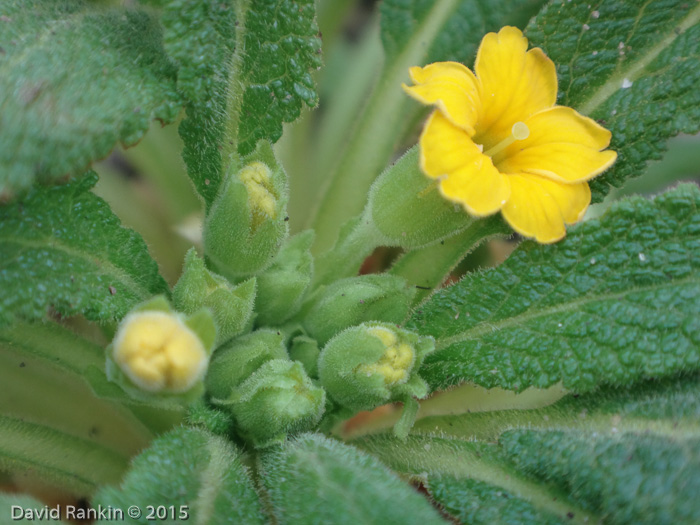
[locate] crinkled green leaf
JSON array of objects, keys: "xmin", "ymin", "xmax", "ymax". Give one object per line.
[
  {"xmin": 234, "ymin": 0, "xmax": 321, "ymax": 155},
  {"xmin": 357, "ymin": 374, "xmax": 700, "ymax": 524},
  {"xmin": 526, "ymin": 0, "xmax": 700, "ymax": 202},
  {"xmin": 0, "ymin": 172, "xmax": 168, "ymax": 325},
  {"xmin": 155, "ymin": 0, "xmax": 236, "ymax": 205},
  {"xmin": 408, "ymin": 184, "xmax": 700, "ymax": 393},
  {"xmin": 95, "ymin": 427, "xmax": 265, "ymax": 524},
  {"xmin": 0, "ymin": 0, "xmax": 180, "ymax": 197},
  {"xmin": 157, "ymin": 0, "xmax": 321, "ymax": 206},
  {"xmin": 428, "ymin": 476, "xmax": 565, "ymax": 525},
  {"xmin": 259, "ymin": 433, "xmax": 445, "ymax": 524},
  {"xmin": 381, "ymin": 0, "xmax": 544, "ymax": 64},
  {"xmin": 500, "ymin": 429, "xmax": 700, "ymax": 524}
]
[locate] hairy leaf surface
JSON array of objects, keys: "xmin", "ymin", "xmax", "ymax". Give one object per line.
[
  {"xmin": 357, "ymin": 374, "xmax": 700, "ymax": 524},
  {"xmin": 0, "ymin": 0, "xmax": 180, "ymax": 196},
  {"xmin": 408, "ymin": 185, "xmax": 700, "ymax": 393},
  {"xmin": 526, "ymin": 0, "xmax": 700, "ymax": 201},
  {"xmin": 0, "ymin": 173, "xmax": 168, "ymax": 325},
  {"xmin": 95, "ymin": 427, "xmax": 264, "ymax": 524},
  {"xmin": 259, "ymin": 433, "xmax": 445, "ymax": 524},
  {"xmin": 157, "ymin": 0, "xmax": 321, "ymax": 206}
]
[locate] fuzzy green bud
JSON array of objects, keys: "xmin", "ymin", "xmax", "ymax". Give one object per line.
[
  {"xmin": 106, "ymin": 296, "xmax": 216, "ymax": 404},
  {"xmin": 256, "ymin": 230, "xmax": 314, "ymax": 326},
  {"xmin": 289, "ymin": 335, "xmax": 320, "ymax": 378},
  {"xmin": 219, "ymin": 359, "xmax": 326, "ymax": 447},
  {"xmin": 173, "ymin": 249, "xmax": 256, "ymax": 345},
  {"xmin": 205, "ymin": 330, "xmax": 287, "ymax": 401},
  {"xmin": 318, "ymin": 322, "xmax": 434, "ymax": 411},
  {"xmin": 204, "ymin": 141, "xmax": 288, "ymax": 280},
  {"xmin": 368, "ymin": 147, "xmax": 472, "ymax": 249},
  {"xmin": 300, "ymin": 274, "xmax": 415, "ymax": 345}
]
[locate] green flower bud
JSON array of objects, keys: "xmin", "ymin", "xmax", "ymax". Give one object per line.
[
  {"xmin": 256, "ymin": 230, "xmax": 314, "ymax": 326},
  {"xmin": 106, "ymin": 296, "xmax": 216, "ymax": 404},
  {"xmin": 289, "ymin": 335, "xmax": 320, "ymax": 378},
  {"xmin": 368, "ymin": 147, "xmax": 472, "ymax": 249},
  {"xmin": 318, "ymin": 322, "xmax": 434, "ymax": 412},
  {"xmin": 204, "ymin": 141, "xmax": 288, "ymax": 280},
  {"xmin": 300, "ymin": 274, "xmax": 415, "ymax": 345},
  {"xmin": 219, "ymin": 359, "xmax": 326, "ymax": 448},
  {"xmin": 205, "ymin": 330, "xmax": 288, "ymax": 401},
  {"xmin": 173, "ymin": 249, "xmax": 256, "ymax": 345}
]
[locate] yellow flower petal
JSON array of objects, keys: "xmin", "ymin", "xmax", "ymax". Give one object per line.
[
  {"xmin": 403, "ymin": 62, "xmax": 481, "ymax": 134},
  {"xmin": 500, "ymin": 143, "xmax": 617, "ymax": 183},
  {"xmin": 419, "ymin": 111, "xmax": 510, "ymax": 216},
  {"xmin": 501, "ymin": 174, "xmax": 591, "ymax": 243},
  {"xmin": 496, "ymin": 106, "xmax": 617, "ymax": 182},
  {"xmin": 474, "ymin": 26, "xmax": 557, "ymax": 147},
  {"xmin": 525, "ymin": 106, "xmax": 614, "ymax": 149}
]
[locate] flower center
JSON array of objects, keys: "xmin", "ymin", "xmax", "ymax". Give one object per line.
[{"xmin": 483, "ymin": 121, "xmax": 530, "ymax": 159}]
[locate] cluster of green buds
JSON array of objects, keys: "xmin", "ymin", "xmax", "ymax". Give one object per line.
[
  {"xmin": 206, "ymin": 331, "xmax": 325, "ymax": 447},
  {"xmin": 105, "ymin": 139, "xmax": 443, "ymax": 447}
]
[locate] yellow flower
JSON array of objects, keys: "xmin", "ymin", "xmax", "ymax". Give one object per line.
[
  {"xmin": 113, "ymin": 311, "xmax": 208, "ymax": 393},
  {"xmin": 403, "ymin": 26, "xmax": 617, "ymax": 243}
]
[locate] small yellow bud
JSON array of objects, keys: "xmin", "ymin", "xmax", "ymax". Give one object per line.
[
  {"xmin": 113, "ymin": 311, "xmax": 208, "ymax": 393},
  {"xmin": 239, "ymin": 161, "xmax": 277, "ymax": 228},
  {"xmin": 359, "ymin": 327, "xmax": 416, "ymax": 386}
]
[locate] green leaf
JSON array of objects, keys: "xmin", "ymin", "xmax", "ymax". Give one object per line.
[
  {"xmin": 0, "ymin": 172, "xmax": 168, "ymax": 325},
  {"xmin": 95, "ymin": 427, "xmax": 265, "ymax": 524},
  {"xmin": 408, "ymin": 185, "xmax": 700, "ymax": 393},
  {"xmin": 428, "ymin": 476, "xmax": 565, "ymax": 525},
  {"xmin": 0, "ymin": 414, "xmax": 128, "ymax": 498},
  {"xmin": 158, "ymin": 0, "xmax": 321, "ymax": 206},
  {"xmin": 526, "ymin": 0, "xmax": 700, "ymax": 202},
  {"xmin": 0, "ymin": 322, "xmax": 162, "ymax": 454},
  {"xmin": 500, "ymin": 429, "xmax": 700, "ymax": 524},
  {"xmin": 308, "ymin": 0, "xmax": 545, "ymax": 252},
  {"xmin": 412, "ymin": 374, "xmax": 700, "ymax": 442},
  {"xmin": 259, "ymin": 433, "xmax": 445, "ymax": 524},
  {"xmin": 155, "ymin": 0, "xmax": 236, "ymax": 205},
  {"xmin": 357, "ymin": 375, "xmax": 700, "ymax": 523},
  {"xmin": 0, "ymin": 0, "xmax": 180, "ymax": 197},
  {"xmin": 232, "ymin": 0, "xmax": 321, "ymax": 156}
]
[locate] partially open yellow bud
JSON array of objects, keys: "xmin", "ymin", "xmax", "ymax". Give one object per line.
[
  {"xmin": 113, "ymin": 311, "xmax": 208, "ymax": 393},
  {"xmin": 239, "ymin": 161, "xmax": 277, "ymax": 228},
  {"xmin": 359, "ymin": 327, "xmax": 415, "ymax": 386}
]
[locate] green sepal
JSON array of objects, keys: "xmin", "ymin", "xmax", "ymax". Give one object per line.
[
  {"xmin": 256, "ymin": 230, "xmax": 315, "ymax": 326},
  {"xmin": 131, "ymin": 295, "xmax": 172, "ymax": 314},
  {"xmin": 393, "ymin": 396, "xmax": 420, "ymax": 441},
  {"xmin": 289, "ymin": 335, "xmax": 321, "ymax": 378},
  {"xmin": 204, "ymin": 141, "xmax": 289, "ymax": 280},
  {"xmin": 205, "ymin": 330, "xmax": 288, "ymax": 401},
  {"xmin": 300, "ymin": 274, "xmax": 416, "ymax": 345},
  {"xmin": 104, "ymin": 352, "xmax": 206, "ymax": 410},
  {"xmin": 174, "ymin": 249, "xmax": 256, "ymax": 344},
  {"xmin": 218, "ymin": 359, "xmax": 326, "ymax": 448},
  {"xmin": 186, "ymin": 399, "xmax": 236, "ymax": 438},
  {"xmin": 367, "ymin": 147, "xmax": 473, "ymax": 249},
  {"xmin": 183, "ymin": 308, "xmax": 218, "ymax": 354},
  {"xmin": 318, "ymin": 322, "xmax": 435, "ymax": 412}
]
